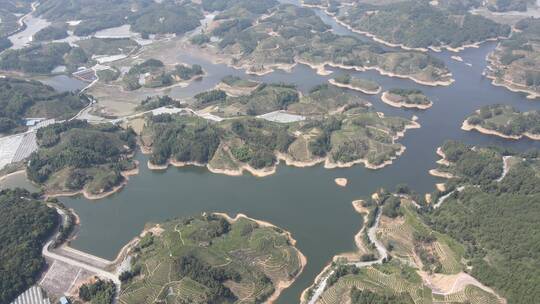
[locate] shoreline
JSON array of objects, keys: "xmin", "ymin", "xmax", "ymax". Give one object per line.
[
  {"xmin": 299, "ymin": 199, "xmax": 376, "ymax": 303},
  {"xmin": 324, "ymin": 145, "xmax": 406, "ymax": 170},
  {"xmin": 213, "ymin": 212, "xmax": 307, "ymax": 304},
  {"xmin": 461, "ymin": 120, "xmax": 540, "ymax": 140},
  {"xmin": 328, "ymin": 79, "xmax": 381, "ymax": 95},
  {"xmin": 142, "ymin": 121, "xmax": 418, "ymax": 177},
  {"xmin": 489, "ymin": 74, "xmax": 540, "ymax": 100},
  {"xmin": 298, "ymin": 58, "xmax": 454, "ymax": 87},
  {"xmin": 484, "ymin": 55, "xmax": 540, "ymax": 100},
  {"xmin": 429, "ymin": 146, "xmax": 455, "ymax": 179},
  {"xmin": 436, "ymin": 146, "xmax": 451, "ymax": 166},
  {"xmin": 181, "ymin": 38, "xmax": 454, "ymax": 87},
  {"xmin": 45, "ymin": 160, "xmax": 140, "ymax": 201},
  {"xmin": 429, "ymin": 169, "xmax": 455, "ymax": 179},
  {"xmin": 146, "ymin": 157, "xmax": 277, "ymax": 177},
  {"xmin": 330, "ymin": 14, "xmax": 505, "ymax": 53},
  {"xmin": 380, "ymin": 91, "xmax": 433, "ymax": 110},
  {"xmin": 214, "ymin": 81, "xmax": 259, "ymax": 97}
]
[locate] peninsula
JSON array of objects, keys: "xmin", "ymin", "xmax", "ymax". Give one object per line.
[
  {"xmin": 190, "ymin": 3, "xmax": 454, "ymax": 86},
  {"xmin": 119, "ymin": 213, "xmax": 305, "ymax": 304},
  {"xmin": 139, "ymin": 83, "xmax": 419, "ymax": 176},
  {"xmin": 329, "ymin": 74, "xmax": 381, "ymax": 95},
  {"xmin": 462, "ymin": 104, "xmax": 540, "ymax": 140},
  {"xmin": 321, "ymin": 0, "xmax": 510, "ymax": 52},
  {"xmin": 302, "ymin": 188, "xmax": 504, "ymax": 304},
  {"xmin": 486, "ymin": 17, "xmax": 540, "ymax": 99},
  {"xmin": 26, "ymin": 120, "xmax": 138, "ymax": 199}
]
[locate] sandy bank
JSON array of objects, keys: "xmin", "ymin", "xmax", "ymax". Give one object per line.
[
  {"xmin": 461, "ymin": 120, "xmax": 540, "ymax": 140},
  {"xmin": 146, "ymin": 154, "xmax": 277, "ymax": 177},
  {"xmin": 436, "ymin": 183, "xmax": 446, "ymax": 192},
  {"xmin": 144, "ymin": 126, "xmax": 414, "ymax": 178},
  {"xmin": 182, "ymin": 35, "xmax": 453, "ymax": 86},
  {"xmin": 381, "ymin": 92, "xmax": 433, "ymax": 110},
  {"xmin": 304, "ymin": 58, "xmax": 454, "ymax": 86},
  {"xmin": 436, "ymin": 146, "xmax": 451, "ymax": 166},
  {"xmin": 429, "ymin": 146, "xmax": 456, "ymax": 178},
  {"xmin": 334, "ymin": 178, "xmax": 348, "ymax": 187},
  {"xmin": 484, "ymin": 56, "xmax": 540, "ymax": 100},
  {"xmin": 214, "ymin": 212, "xmax": 307, "ymax": 304},
  {"xmin": 328, "ymin": 79, "xmax": 381, "ymax": 95},
  {"xmin": 429, "ymin": 169, "xmax": 455, "ymax": 179},
  {"xmin": 485, "ymin": 52, "xmax": 539, "ymax": 99},
  {"xmin": 325, "ymin": 145, "xmax": 406, "ymax": 170},
  {"xmin": 295, "ymin": 58, "xmax": 333, "ymax": 76},
  {"xmin": 276, "ymin": 152, "xmax": 325, "ymax": 168}
]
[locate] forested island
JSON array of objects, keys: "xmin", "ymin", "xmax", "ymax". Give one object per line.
[
  {"xmin": 381, "ymin": 89, "xmax": 433, "ymax": 110},
  {"xmin": 486, "ymin": 17, "xmax": 540, "ymax": 99},
  {"xmin": 323, "ymin": 1, "xmax": 510, "ymax": 51},
  {"xmin": 191, "ymin": 2, "xmax": 453, "ymax": 86},
  {"xmin": 119, "ymin": 213, "xmax": 305, "ymax": 304},
  {"xmin": 0, "ymin": 77, "xmax": 90, "ymax": 134},
  {"xmin": 26, "ymin": 120, "xmax": 138, "ymax": 199},
  {"xmin": 0, "ymin": 188, "xmax": 58, "ymax": 304},
  {"xmin": 426, "ymin": 141, "xmax": 540, "ymax": 304},
  {"xmin": 462, "ymin": 104, "xmax": 540, "ymax": 140},
  {"xmin": 139, "ymin": 83, "xmax": 419, "ymax": 176},
  {"xmin": 329, "ymin": 74, "xmax": 381, "ymax": 95}
]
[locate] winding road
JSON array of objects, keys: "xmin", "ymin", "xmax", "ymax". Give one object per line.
[{"xmin": 307, "ymin": 206, "xmax": 388, "ymax": 304}]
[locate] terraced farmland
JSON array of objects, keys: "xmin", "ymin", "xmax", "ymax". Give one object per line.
[
  {"xmin": 317, "ymin": 264, "xmax": 501, "ymax": 304},
  {"xmin": 119, "ymin": 213, "xmax": 305, "ymax": 304},
  {"xmin": 376, "ymin": 200, "xmax": 463, "ymax": 274}
]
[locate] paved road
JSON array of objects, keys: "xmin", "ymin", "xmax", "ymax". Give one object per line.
[
  {"xmin": 307, "ymin": 207, "xmax": 388, "ymax": 304},
  {"xmin": 42, "ymin": 207, "xmax": 121, "ymax": 301}
]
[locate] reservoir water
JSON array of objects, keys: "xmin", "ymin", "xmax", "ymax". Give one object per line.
[{"xmin": 2, "ymin": 2, "xmax": 539, "ymax": 303}]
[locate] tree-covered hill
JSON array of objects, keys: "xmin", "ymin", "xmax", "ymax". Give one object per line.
[
  {"xmin": 0, "ymin": 77, "xmax": 90, "ymax": 134},
  {"xmin": 486, "ymin": 17, "xmax": 540, "ymax": 98},
  {"xmin": 0, "ymin": 188, "xmax": 58, "ymax": 304},
  {"xmin": 333, "ymin": 1, "xmax": 510, "ymax": 49},
  {"xmin": 119, "ymin": 213, "xmax": 304, "ymax": 304},
  {"xmin": 426, "ymin": 141, "xmax": 540, "ymax": 303},
  {"xmin": 34, "ymin": 0, "xmax": 201, "ymax": 36},
  {"xmin": 27, "ymin": 120, "xmax": 137, "ymax": 198}
]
